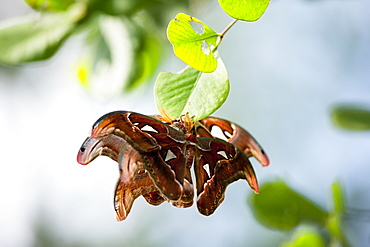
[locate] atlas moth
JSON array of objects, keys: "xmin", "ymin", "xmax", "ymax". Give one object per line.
[{"xmin": 77, "ymin": 110, "xmax": 269, "ymax": 221}]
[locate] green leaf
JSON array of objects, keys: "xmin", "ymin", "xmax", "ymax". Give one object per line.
[
  {"xmin": 249, "ymin": 181, "xmax": 328, "ymax": 230},
  {"xmin": 87, "ymin": 0, "xmax": 148, "ymax": 16},
  {"xmin": 154, "ymin": 58, "xmax": 229, "ymax": 120},
  {"xmin": 167, "ymin": 13, "xmax": 219, "ymax": 73},
  {"xmin": 24, "ymin": 0, "xmax": 75, "ymax": 11},
  {"xmin": 281, "ymin": 226, "xmax": 326, "ymax": 247},
  {"xmin": 218, "ymin": 0, "xmax": 270, "ymax": 21},
  {"xmin": 77, "ymin": 15, "xmax": 133, "ymax": 96},
  {"xmin": 331, "ymin": 104, "xmax": 370, "ymax": 131},
  {"xmin": 327, "ymin": 180, "xmax": 350, "ymax": 247},
  {"xmin": 77, "ymin": 15, "xmax": 160, "ymax": 94},
  {"xmin": 0, "ymin": 2, "xmax": 86, "ymax": 66},
  {"xmin": 327, "ymin": 214, "xmax": 348, "ymax": 247},
  {"xmin": 76, "ymin": 14, "xmax": 112, "ymax": 89},
  {"xmin": 331, "ymin": 180, "xmax": 345, "ymax": 215},
  {"xmin": 125, "ymin": 20, "xmax": 162, "ymax": 91}
]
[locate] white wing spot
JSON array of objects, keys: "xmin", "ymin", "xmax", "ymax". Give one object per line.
[
  {"xmin": 141, "ymin": 125, "xmax": 158, "ymax": 133},
  {"xmin": 224, "ymin": 130, "xmax": 232, "ymax": 139},
  {"xmin": 210, "ymin": 125, "xmax": 228, "ymax": 141},
  {"xmin": 165, "ymin": 149, "xmax": 177, "ymax": 162},
  {"xmin": 203, "ymin": 163, "xmax": 211, "ymax": 178},
  {"xmin": 217, "ymin": 150, "xmax": 228, "ymax": 159}
]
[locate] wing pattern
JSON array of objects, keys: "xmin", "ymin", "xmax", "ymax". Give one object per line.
[{"xmin": 77, "ymin": 111, "xmax": 269, "ymax": 220}]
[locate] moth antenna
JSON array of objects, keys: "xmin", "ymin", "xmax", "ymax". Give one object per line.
[
  {"xmin": 159, "ymin": 107, "xmax": 173, "ymax": 122},
  {"xmin": 182, "ymin": 113, "xmax": 195, "ymax": 131}
]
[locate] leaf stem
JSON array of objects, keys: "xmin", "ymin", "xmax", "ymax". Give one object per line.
[
  {"xmin": 220, "ymin": 19, "xmax": 238, "ymax": 39},
  {"xmin": 216, "ymin": 19, "xmax": 238, "ymax": 48}
]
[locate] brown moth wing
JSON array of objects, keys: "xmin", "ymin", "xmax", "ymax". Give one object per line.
[
  {"xmin": 198, "ymin": 117, "xmax": 269, "ymax": 167},
  {"xmin": 142, "ymin": 145, "xmax": 187, "ymax": 201},
  {"xmin": 171, "ymin": 171, "xmax": 194, "ymax": 208},
  {"xmin": 194, "ymin": 137, "xmax": 258, "ymax": 216},
  {"xmin": 128, "ymin": 113, "xmax": 186, "ymax": 149},
  {"xmin": 90, "ymin": 111, "xmax": 185, "ymax": 153},
  {"xmin": 114, "ymin": 175, "xmax": 165, "ymax": 221},
  {"xmin": 142, "ymin": 191, "xmax": 165, "ymax": 206},
  {"xmin": 118, "ymin": 142, "xmax": 146, "ymax": 184},
  {"xmin": 77, "ymin": 134, "xmax": 127, "ymax": 165},
  {"xmin": 171, "ymin": 145, "xmax": 195, "ymax": 208},
  {"xmin": 145, "ymin": 114, "xmax": 195, "ymax": 206},
  {"xmin": 118, "ymin": 143, "xmax": 170, "ymax": 210},
  {"xmin": 78, "ymin": 112, "xmax": 193, "ymax": 216}
]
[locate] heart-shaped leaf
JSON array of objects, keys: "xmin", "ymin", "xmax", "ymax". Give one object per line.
[
  {"xmin": 167, "ymin": 13, "xmax": 219, "ymax": 73},
  {"xmin": 0, "ymin": 2, "xmax": 86, "ymax": 65},
  {"xmin": 154, "ymin": 58, "xmax": 229, "ymax": 120},
  {"xmin": 218, "ymin": 0, "xmax": 270, "ymax": 21},
  {"xmin": 249, "ymin": 181, "xmax": 328, "ymax": 230}
]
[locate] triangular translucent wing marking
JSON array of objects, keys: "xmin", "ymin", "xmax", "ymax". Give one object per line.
[
  {"xmin": 203, "ymin": 163, "xmax": 211, "ymax": 177},
  {"xmin": 90, "ymin": 111, "xmax": 185, "ymax": 153},
  {"xmin": 194, "ymin": 137, "xmax": 258, "ymax": 216},
  {"xmin": 117, "ymin": 141, "xmax": 187, "ymax": 208},
  {"xmin": 140, "ymin": 125, "xmax": 158, "ymax": 133},
  {"xmin": 129, "ymin": 113, "xmax": 186, "ymax": 149},
  {"xmin": 142, "ymin": 146, "xmax": 186, "ymax": 201},
  {"xmin": 77, "ymin": 112, "xmax": 194, "ymax": 219},
  {"xmin": 165, "ymin": 149, "xmax": 177, "ymax": 161},
  {"xmin": 78, "ymin": 111, "xmax": 267, "ymax": 220},
  {"xmin": 198, "ymin": 117, "xmax": 269, "ymax": 167}
]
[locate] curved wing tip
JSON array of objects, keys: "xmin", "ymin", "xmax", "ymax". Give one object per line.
[
  {"xmin": 260, "ymin": 154, "xmax": 270, "ymax": 167},
  {"xmin": 76, "ymin": 156, "xmax": 88, "ymax": 165},
  {"xmin": 250, "ymin": 180, "xmax": 260, "ymax": 194},
  {"xmin": 262, "ymin": 160, "xmax": 270, "ymax": 167},
  {"xmin": 115, "ymin": 215, "xmax": 127, "ymax": 221},
  {"xmin": 115, "ymin": 208, "xmax": 128, "ymax": 221}
]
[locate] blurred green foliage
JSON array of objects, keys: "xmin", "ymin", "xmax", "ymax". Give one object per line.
[
  {"xmin": 25, "ymin": 0, "xmax": 75, "ymax": 11},
  {"xmin": 0, "ymin": 3, "xmax": 86, "ymax": 65},
  {"xmin": 249, "ymin": 180, "xmax": 328, "ymax": 230},
  {"xmin": 280, "ymin": 226, "xmax": 326, "ymax": 247},
  {"xmin": 331, "ymin": 104, "xmax": 370, "ymax": 131},
  {"xmin": 327, "ymin": 181, "xmax": 351, "ymax": 247},
  {"xmin": 0, "ymin": 0, "xmax": 209, "ymax": 91},
  {"xmin": 249, "ymin": 180, "xmax": 351, "ymax": 246}
]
